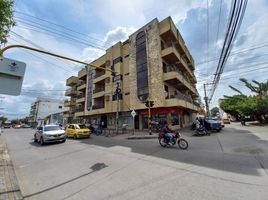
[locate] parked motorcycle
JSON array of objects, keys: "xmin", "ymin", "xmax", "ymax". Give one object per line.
[
  {"xmin": 195, "ymin": 125, "xmax": 210, "ymax": 136},
  {"xmin": 158, "ymin": 131, "xmax": 188, "ymax": 149}
]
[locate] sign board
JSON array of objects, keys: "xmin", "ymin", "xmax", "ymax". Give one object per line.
[
  {"xmin": 131, "ymin": 110, "xmax": 136, "ymax": 118},
  {"xmin": 0, "ymin": 57, "xmax": 26, "ymax": 96},
  {"xmin": 113, "ymin": 74, "xmax": 122, "ymax": 82}
]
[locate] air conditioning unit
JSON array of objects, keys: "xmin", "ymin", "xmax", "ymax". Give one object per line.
[{"xmin": 105, "ymin": 95, "xmax": 110, "ymax": 101}]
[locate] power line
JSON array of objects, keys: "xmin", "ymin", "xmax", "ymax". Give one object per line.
[
  {"xmin": 215, "ymin": 0, "xmax": 223, "ymax": 57},
  {"xmin": 196, "ymin": 41, "xmax": 268, "ymax": 66},
  {"xmin": 14, "ymin": 19, "xmax": 106, "ymax": 50},
  {"xmin": 199, "ymin": 64, "xmax": 268, "ymax": 83},
  {"xmin": 9, "ymin": 31, "xmax": 87, "ymax": 72},
  {"xmin": 208, "ymin": 0, "xmax": 248, "ymax": 102},
  {"xmin": 14, "ymin": 11, "xmax": 110, "ymax": 46},
  {"xmin": 8, "ymin": 36, "xmax": 75, "ymax": 74}
]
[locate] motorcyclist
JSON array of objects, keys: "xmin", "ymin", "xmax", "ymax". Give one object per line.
[{"xmin": 162, "ymin": 120, "xmax": 173, "ymax": 145}]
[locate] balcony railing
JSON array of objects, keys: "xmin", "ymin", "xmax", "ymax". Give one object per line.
[
  {"xmin": 75, "ymin": 108, "xmax": 84, "ymax": 112},
  {"xmin": 93, "ymin": 87, "xmax": 105, "ymax": 94},
  {"xmin": 92, "ymin": 105, "xmax": 104, "ymax": 110},
  {"xmin": 164, "ymin": 65, "xmax": 198, "ymax": 95},
  {"xmin": 168, "ymin": 91, "xmax": 194, "ymax": 104},
  {"xmin": 94, "ymin": 71, "xmax": 105, "ymax": 79}
]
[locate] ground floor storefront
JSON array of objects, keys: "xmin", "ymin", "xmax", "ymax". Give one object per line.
[{"xmin": 73, "ymin": 107, "xmax": 196, "ymax": 130}]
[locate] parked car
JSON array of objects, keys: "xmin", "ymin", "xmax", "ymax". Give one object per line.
[
  {"xmin": 222, "ymin": 118, "xmax": 231, "ymax": 124},
  {"xmin": 34, "ymin": 125, "xmax": 66, "ymax": 145},
  {"xmin": 14, "ymin": 124, "xmax": 21, "ymax": 129},
  {"xmin": 205, "ymin": 118, "xmax": 222, "ymax": 132},
  {"xmin": 65, "ymin": 124, "xmax": 91, "ymax": 139},
  {"xmin": 3, "ymin": 123, "xmax": 12, "ymax": 128}
]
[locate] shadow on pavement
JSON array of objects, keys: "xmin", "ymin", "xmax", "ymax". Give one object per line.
[{"xmin": 78, "ymin": 125, "xmax": 268, "ymax": 176}]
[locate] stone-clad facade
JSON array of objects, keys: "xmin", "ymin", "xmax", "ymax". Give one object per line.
[{"xmin": 64, "ymin": 17, "xmax": 199, "ymax": 130}]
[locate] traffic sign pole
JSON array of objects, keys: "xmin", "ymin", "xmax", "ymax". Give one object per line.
[
  {"xmin": 131, "ymin": 110, "xmax": 136, "ymax": 135},
  {"xmin": 148, "ymin": 97, "xmax": 152, "ymax": 135}
]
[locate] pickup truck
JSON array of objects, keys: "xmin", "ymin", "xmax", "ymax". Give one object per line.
[{"xmin": 204, "ymin": 118, "xmax": 222, "ymax": 132}]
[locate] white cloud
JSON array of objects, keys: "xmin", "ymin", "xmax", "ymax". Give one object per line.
[{"xmin": 104, "ymin": 27, "xmax": 137, "ymax": 46}]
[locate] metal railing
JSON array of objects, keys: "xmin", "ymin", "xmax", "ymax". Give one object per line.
[
  {"xmin": 93, "ymin": 87, "xmax": 105, "ymax": 94},
  {"xmin": 168, "ymin": 91, "xmax": 194, "ymax": 104}
]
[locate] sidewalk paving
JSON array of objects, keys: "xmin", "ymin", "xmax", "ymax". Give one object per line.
[
  {"xmin": 0, "ymin": 133, "xmax": 23, "ymax": 200},
  {"xmin": 104, "ymin": 127, "xmax": 194, "ymax": 140}
]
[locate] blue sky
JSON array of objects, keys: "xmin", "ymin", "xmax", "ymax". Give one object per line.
[{"xmin": 1, "ymin": 0, "xmax": 268, "ymax": 119}]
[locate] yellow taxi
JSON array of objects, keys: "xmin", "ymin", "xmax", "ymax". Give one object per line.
[
  {"xmin": 222, "ymin": 118, "xmax": 231, "ymax": 124},
  {"xmin": 66, "ymin": 124, "xmax": 91, "ymax": 139}
]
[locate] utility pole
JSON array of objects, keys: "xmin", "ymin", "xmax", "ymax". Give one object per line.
[
  {"xmin": 145, "ymin": 97, "xmax": 154, "ymax": 135},
  {"xmin": 115, "ymin": 82, "xmax": 122, "ymax": 134},
  {"xmin": 203, "ymin": 83, "xmax": 210, "ymax": 117}
]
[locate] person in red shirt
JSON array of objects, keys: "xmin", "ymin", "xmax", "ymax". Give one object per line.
[{"xmin": 162, "ymin": 120, "xmax": 173, "ymax": 145}]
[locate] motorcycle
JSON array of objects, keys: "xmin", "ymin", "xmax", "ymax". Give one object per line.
[
  {"xmin": 158, "ymin": 131, "xmax": 188, "ymax": 150},
  {"xmin": 195, "ymin": 125, "xmax": 210, "ymax": 136}
]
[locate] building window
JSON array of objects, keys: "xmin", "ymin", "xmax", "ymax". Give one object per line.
[
  {"xmin": 171, "ymin": 113, "xmax": 179, "ymax": 125},
  {"xmin": 136, "ymin": 31, "xmax": 149, "ymax": 101},
  {"xmin": 58, "ymin": 106, "xmax": 62, "ymax": 109},
  {"xmin": 108, "ymin": 116, "xmax": 115, "ymax": 126}
]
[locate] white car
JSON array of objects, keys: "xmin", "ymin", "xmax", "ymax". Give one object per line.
[{"xmin": 34, "ymin": 125, "xmax": 66, "ymax": 145}]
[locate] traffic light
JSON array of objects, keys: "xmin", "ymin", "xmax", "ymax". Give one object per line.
[
  {"xmin": 145, "ymin": 100, "xmax": 154, "ymax": 108},
  {"xmin": 145, "ymin": 100, "xmax": 149, "ymax": 107}
]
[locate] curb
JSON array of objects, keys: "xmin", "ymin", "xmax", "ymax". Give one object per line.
[{"xmin": 127, "ymin": 135, "xmax": 158, "ymax": 140}]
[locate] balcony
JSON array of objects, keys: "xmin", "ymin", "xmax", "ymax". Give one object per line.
[
  {"xmin": 159, "ymin": 17, "xmax": 194, "ymax": 69},
  {"xmin": 66, "ymin": 76, "xmax": 79, "ymax": 86},
  {"xmin": 76, "ymin": 96, "xmax": 86, "ymax": 103},
  {"xmin": 93, "ymin": 86, "xmax": 105, "ymax": 94},
  {"xmin": 93, "ymin": 74, "xmax": 108, "ymax": 84},
  {"xmin": 64, "ymin": 100, "xmax": 75, "ymax": 107},
  {"xmin": 78, "ymin": 68, "xmax": 87, "ymax": 79},
  {"xmin": 65, "ymin": 88, "xmax": 78, "ymax": 96},
  {"xmin": 92, "ymin": 105, "xmax": 105, "ymax": 110},
  {"xmin": 165, "ymin": 92, "xmax": 199, "ymax": 111},
  {"xmin": 77, "ymin": 83, "xmax": 86, "ymax": 91},
  {"xmin": 74, "ymin": 107, "xmax": 84, "ymax": 117},
  {"xmin": 63, "ymin": 111, "xmax": 74, "ymax": 118},
  {"xmin": 161, "ymin": 46, "xmax": 194, "ymax": 78},
  {"xmin": 163, "ymin": 66, "xmax": 198, "ymax": 97}
]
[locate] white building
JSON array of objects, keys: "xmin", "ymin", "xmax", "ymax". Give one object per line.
[{"xmin": 29, "ymin": 97, "xmax": 68, "ymax": 126}]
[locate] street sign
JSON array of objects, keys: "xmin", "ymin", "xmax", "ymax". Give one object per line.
[
  {"xmin": 131, "ymin": 110, "xmax": 136, "ymax": 118},
  {"xmin": 113, "ymin": 74, "xmax": 122, "ymax": 82},
  {"xmin": 0, "ymin": 57, "xmax": 26, "ymax": 96}
]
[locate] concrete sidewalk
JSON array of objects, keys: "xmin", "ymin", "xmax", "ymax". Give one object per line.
[
  {"xmin": 0, "ymin": 133, "xmax": 23, "ymax": 200},
  {"xmin": 109, "ymin": 127, "xmax": 194, "ymax": 140}
]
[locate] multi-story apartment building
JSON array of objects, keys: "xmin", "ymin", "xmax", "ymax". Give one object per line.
[
  {"xmin": 29, "ymin": 97, "xmax": 67, "ymax": 126},
  {"xmin": 64, "ymin": 17, "xmax": 199, "ymax": 130}
]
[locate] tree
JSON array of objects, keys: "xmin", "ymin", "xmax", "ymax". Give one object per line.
[
  {"xmin": 0, "ymin": 0, "xmax": 15, "ymax": 44},
  {"xmin": 210, "ymin": 107, "xmax": 219, "ymax": 117},
  {"xmin": 0, "ymin": 116, "xmax": 8, "ymax": 124},
  {"xmin": 220, "ymin": 78, "xmax": 268, "ymax": 123}
]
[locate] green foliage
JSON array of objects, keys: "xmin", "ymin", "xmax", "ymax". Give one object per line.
[
  {"xmin": 0, "ymin": 116, "xmax": 8, "ymax": 124},
  {"xmin": 0, "ymin": 0, "xmax": 15, "ymax": 44},
  {"xmin": 220, "ymin": 78, "xmax": 268, "ymax": 123},
  {"xmin": 210, "ymin": 107, "xmax": 220, "ymax": 117}
]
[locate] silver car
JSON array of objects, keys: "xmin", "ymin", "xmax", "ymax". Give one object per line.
[{"xmin": 34, "ymin": 125, "xmax": 66, "ymax": 145}]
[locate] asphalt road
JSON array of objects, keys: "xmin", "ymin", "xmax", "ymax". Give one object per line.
[{"xmin": 2, "ymin": 123, "xmax": 268, "ymax": 200}]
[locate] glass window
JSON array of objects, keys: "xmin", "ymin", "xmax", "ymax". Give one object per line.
[
  {"xmin": 44, "ymin": 126, "xmax": 61, "ymax": 131},
  {"xmin": 136, "ymin": 31, "xmax": 149, "ymax": 101},
  {"xmin": 171, "ymin": 114, "xmax": 179, "ymax": 125}
]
